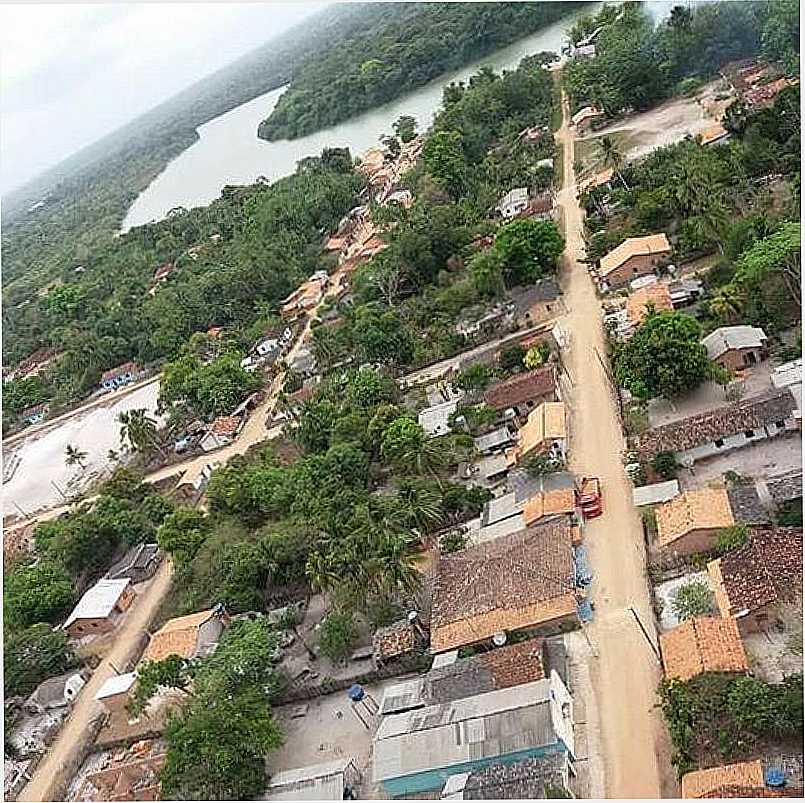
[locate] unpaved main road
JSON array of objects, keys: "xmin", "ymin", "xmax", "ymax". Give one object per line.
[{"xmin": 556, "ymin": 90, "xmax": 675, "ymax": 798}]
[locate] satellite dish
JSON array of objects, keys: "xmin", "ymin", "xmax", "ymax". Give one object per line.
[{"xmin": 492, "ymin": 632, "xmax": 507, "ymax": 647}]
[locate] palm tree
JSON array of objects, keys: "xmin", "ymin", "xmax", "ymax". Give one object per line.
[
  {"xmin": 65, "ymin": 444, "xmax": 88, "ymax": 471},
  {"xmin": 118, "ymin": 408, "xmax": 165, "ymax": 457},
  {"xmin": 597, "ymin": 135, "xmax": 629, "ymax": 189},
  {"xmin": 394, "ymin": 481, "xmax": 444, "ymax": 534},
  {"xmin": 708, "ymin": 284, "xmax": 746, "ymax": 323}
]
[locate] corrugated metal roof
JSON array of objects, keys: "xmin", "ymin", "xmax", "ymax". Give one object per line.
[
  {"xmin": 632, "ymin": 480, "xmax": 680, "ymax": 507},
  {"xmin": 95, "ymin": 672, "xmax": 137, "ymax": 700},
  {"xmin": 63, "ymin": 578, "xmax": 131, "ymax": 628},
  {"xmin": 702, "ymin": 326, "xmax": 767, "ymax": 360},
  {"xmin": 373, "ymin": 680, "xmax": 557, "ymax": 782}
]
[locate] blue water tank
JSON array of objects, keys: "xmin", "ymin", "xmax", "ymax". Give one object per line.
[
  {"xmin": 765, "ymin": 768, "xmax": 786, "ymax": 788},
  {"xmin": 347, "ymin": 684, "xmax": 365, "ymax": 702}
]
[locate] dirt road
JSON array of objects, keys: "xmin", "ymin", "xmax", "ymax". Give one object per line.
[
  {"xmin": 556, "ymin": 90, "xmax": 674, "ymax": 798},
  {"xmin": 18, "ymin": 560, "xmax": 174, "ymax": 803}
]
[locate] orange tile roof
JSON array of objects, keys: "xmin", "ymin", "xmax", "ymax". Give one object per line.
[
  {"xmin": 699, "ymin": 122, "xmax": 729, "ymax": 145},
  {"xmin": 626, "ymin": 283, "xmax": 674, "ymax": 327},
  {"xmin": 209, "ymin": 416, "xmax": 241, "ymax": 437},
  {"xmin": 516, "ymin": 402, "xmax": 567, "ymax": 460},
  {"xmin": 578, "ymin": 167, "xmax": 614, "ymax": 194},
  {"xmin": 599, "ymin": 234, "xmax": 671, "ymax": 276},
  {"xmin": 655, "ymin": 488, "xmax": 735, "ymax": 549},
  {"xmin": 523, "ymin": 489, "xmax": 576, "ymax": 525},
  {"xmin": 681, "ymin": 760, "xmax": 764, "ymax": 798},
  {"xmin": 143, "ymin": 609, "xmax": 215, "ymax": 663},
  {"xmin": 659, "ymin": 617, "xmax": 748, "ymax": 681}
]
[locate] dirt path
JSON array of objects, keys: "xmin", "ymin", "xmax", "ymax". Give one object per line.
[
  {"xmin": 556, "ymin": 89, "xmax": 675, "ymax": 798},
  {"xmin": 18, "ymin": 560, "xmax": 174, "ymax": 803}
]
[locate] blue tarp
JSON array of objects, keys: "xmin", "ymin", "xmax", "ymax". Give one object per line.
[
  {"xmin": 577, "ymin": 598, "xmax": 594, "ymax": 622},
  {"xmin": 574, "ymin": 545, "xmax": 593, "ymax": 587}
]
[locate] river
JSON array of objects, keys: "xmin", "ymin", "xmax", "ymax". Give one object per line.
[{"xmin": 122, "ymin": 4, "xmax": 600, "ymax": 230}]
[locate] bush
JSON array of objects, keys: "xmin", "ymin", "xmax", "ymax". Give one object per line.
[
  {"xmin": 715, "ymin": 524, "xmax": 748, "ymax": 555},
  {"xmin": 672, "ymin": 580, "xmax": 715, "ymax": 621},
  {"xmin": 318, "ymin": 612, "xmax": 356, "ymax": 662},
  {"xmin": 440, "ymin": 529, "xmax": 468, "ymax": 554},
  {"xmin": 651, "ymin": 451, "xmax": 679, "ymax": 479},
  {"xmin": 525, "ymin": 453, "xmax": 565, "ymax": 477},
  {"xmin": 625, "ymin": 404, "xmax": 649, "ymax": 435}
]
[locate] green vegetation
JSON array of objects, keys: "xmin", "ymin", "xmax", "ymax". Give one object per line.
[
  {"xmin": 318, "ymin": 611, "xmax": 357, "ymax": 662},
  {"xmin": 671, "ymin": 580, "xmax": 715, "ymax": 621},
  {"xmin": 565, "ymin": 2, "xmax": 796, "ymax": 118},
  {"xmin": 651, "ymin": 452, "xmax": 679, "ymax": 480},
  {"xmin": 659, "ymin": 673, "xmax": 803, "ymax": 775},
  {"xmin": 3, "ymin": 624, "xmax": 76, "ymax": 700},
  {"xmin": 614, "ymin": 311, "xmax": 712, "ymax": 400},
  {"xmin": 715, "ymin": 524, "xmax": 749, "ymax": 555},
  {"xmin": 258, "ymin": 2, "xmax": 579, "ymax": 140}
]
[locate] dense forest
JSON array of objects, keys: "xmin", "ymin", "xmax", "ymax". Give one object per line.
[
  {"xmin": 258, "ymin": 2, "xmax": 584, "ymax": 141},
  {"xmin": 564, "ymin": 0, "xmax": 799, "ymax": 115}
]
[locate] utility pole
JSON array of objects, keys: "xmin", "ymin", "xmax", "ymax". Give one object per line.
[{"xmin": 629, "ymin": 605, "xmax": 661, "ymax": 665}]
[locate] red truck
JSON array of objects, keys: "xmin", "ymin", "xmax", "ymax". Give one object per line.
[{"xmin": 577, "ymin": 476, "xmax": 603, "ymax": 519}]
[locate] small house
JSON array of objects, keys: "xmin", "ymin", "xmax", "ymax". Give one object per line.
[
  {"xmin": 570, "ymin": 105, "xmax": 604, "ymax": 132},
  {"xmin": 707, "ymin": 527, "xmax": 803, "ymax": 636},
  {"xmin": 105, "ymin": 543, "xmax": 161, "ymax": 584},
  {"xmin": 495, "ymin": 187, "xmax": 529, "ymax": 220},
  {"xmin": 372, "ymin": 673, "xmax": 574, "ymax": 797},
  {"xmin": 95, "ymin": 671, "xmax": 137, "ymax": 714},
  {"xmin": 76, "ymin": 743, "xmax": 166, "ymax": 802},
  {"xmin": 634, "ymin": 389, "xmax": 798, "ymax": 467},
  {"xmin": 429, "ymin": 521, "xmax": 577, "ymax": 654},
  {"xmin": 577, "ymin": 167, "xmax": 615, "ymax": 195},
  {"xmin": 473, "ymin": 426, "xmax": 515, "ymax": 456},
  {"xmin": 63, "ymin": 578, "xmax": 135, "ymax": 638},
  {"xmin": 100, "ymin": 362, "xmax": 140, "ymax": 392},
  {"xmin": 522, "ymin": 488, "xmax": 577, "ymax": 528},
  {"xmin": 484, "ymin": 365, "xmax": 558, "ymax": 419},
  {"xmin": 598, "ymin": 234, "xmax": 672, "ymax": 291},
  {"xmin": 659, "ymin": 617, "xmax": 748, "ymax": 682},
  {"xmin": 654, "ymin": 487, "xmax": 735, "ymax": 555},
  {"xmin": 265, "ymin": 758, "xmax": 361, "ymax": 801},
  {"xmin": 702, "ymin": 326, "xmax": 768, "ymax": 371},
  {"xmin": 509, "ymin": 279, "xmax": 563, "ymax": 327},
  {"xmin": 200, "ymin": 415, "xmax": 243, "ymax": 452},
  {"xmin": 24, "ymin": 671, "xmax": 87, "ymax": 714},
  {"xmin": 142, "ymin": 607, "xmax": 229, "ymax": 663},
  {"xmin": 418, "ymin": 399, "xmax": 459, "ymax": 438},
  {"xmin": 698, "ymin": 122, "xmax": 731, "ymax": 147},
  {"xmin": 625, "ymin": 283, "xmax": 674, "ymax": 330},
  {"xmin": 513, "ymin": 401, "xmax": 567, "ymax": 463}
]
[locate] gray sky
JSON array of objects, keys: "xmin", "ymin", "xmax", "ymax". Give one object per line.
[{"xmin": 0, "ymin": 2, "xmax": 325, "ymax": 193}]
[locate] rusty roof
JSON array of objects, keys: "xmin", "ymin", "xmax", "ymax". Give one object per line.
[
  {"xmin": 707, "ymin": 528, "xmax": 803, "ymax": 618},
  {"xmin": 626, "ymin": 283, "xmax": 674, "ymax": 327},
  {"xmin": 209, "ymin": 416, "xmax": 241, "ymax": 436},
  {"xmin": 523, "ymin": 489, "xmax": 576, "ymax": 526},
  {"xmin": 373, "ymin": 619, "xmax": 420, "ymax": 661},
  {"xmin": 635, "ymin": 389, "xmax": 797, "ymax": 460},
  {"xmin": 659, "ymin": 617, "xmax": 748, "ymax": 681},
  {"xmin": 654, "ymin": 488, "xmax": 735, "ymax": 548},
  {"xmin": 484, "ymin": 366, "xmax": 556, "ymax": 411},
  {"xmin": 681, "ymin": 760, "xmax": 764, "ymax": 798},
  {"xmin": 430, "ymin": 521, "xmax": 576, "ymax": 653},
  {"xmin": 599, "ymin": 234, "xmax": 671, "ymax": 276},
  {"xmin": 143, "ymin": 609, "xmax": 215, "ymax": 663}
]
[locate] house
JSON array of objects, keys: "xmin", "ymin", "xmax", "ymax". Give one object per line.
[
  {"xmin": 508, "ymin": 279, "xmax": 563, "ymax": 327},
  {"xmin": 473, "ymin": 426, "xmax": 515, "ymax": 455},
  {"xmin": 63, "ymin": 578, "xmax": 135, "ymax": 638},
  {"xmin": 440, "ymin": 753, "xmax": 573, "ymax": 799},
  {"xmin": 484, "ymin": 365, "xmax": 558, "ymax": 419},
  {"xmin": 698, "ymin": 123, "xmax": 731, "ymax": 146},
  {"xmin": 653, "ymin": 487, "xmax": 735, "ymax": 555},
  {"xmin": 199, "ymin": 415, "xmax": 243, "ymax": 452},
  {"xmin": 762, "ymin": 469, "xmax": 803, "ymax": 513},
  {"xmin": 94, "ymin": 672, "xmax": 137, "ymax": 714},
  {"xmin": 419, "ymin": 399, "xmax": 459, "ymax": 437},
  {"xmin": 152, "ymin": 263, "xmax": 175, "ymax": 283},
  {"xmin": 597, "ymin": 234, "xmax": 672, "ymax": 291},
  {"xmin": 571, "ymin": 106, "xmax": 604, "ymax": 132},
  {"xmin": 455, "ymin": 306, "xmax": 510, "ymax": 339},
  {"xmin": 372, "ymin": 673, "xmax": 575, "ymax": 797},
  {"xmin": 681, "ymin": 761, "xmax": 766, "ymax": 799},
  {"xmin": 429, "ymin": 521, "xmax": 578, "ymax": 653},
  {"xmin": 577, "ymin": 167, "xmax": 615, "ymax": 195},
  {"xmin": 668, "ymin": 278, "xmax": 704, "ymax": 308},
  {"xmin": 495, "ymin": 187, "xmax": 529, "ymax": 220},
  {"xmin": 702, "ymin": 326, "xmax": 768, "ymax": 371},
  {"xmin": 264, "ymin": 758, "xmax": 361, "ymax": 801},
  {"xmin": 101, "ymin": 362, "xmax": 140, "ymax": 392},
  {"xmin": 513, "ymin": 401, "xmax": 568, "ymax": 464},
  {"xmin": 105, "ymin": 543, "xmax": 161, "ymax": 584},
  {"xmin": 771, "ymin": 359, "xmax": 802, "ymax": 423},
  {"xmin": 380, "ymin": 638, "xmax": 553, "ymax": 715},
  {"xmin": 625, "ymin": 283, "xmax": 674, "ymax": 330},
  {"xmin": 76, "ymin": 742, "xmax": 166, "ymax": 801},
  {"xmin": 634, "ymin": 389, "xmax": 798, "ymax": 465},
  {"xmin": 659, "ymin": 617, "xmax": 748, "ymax": 681},
  {"xmin": 373, "ymin": 619, "xmax": 426, "ymax": 669},
  {"xmin": 24, "ymin": 671, "xmax": 88, "ymax": 714},
  {"xmin": 21, "ymin": 403, "xmax": 49, "ymax": 425},
  {"xmin": 523, "ymin": 488, "xmax": 577, "ymax": 527},
  {"xmin": 707, "ymin": 527, "xmax": 803, "ymax": 636},
  {"xmin": 142, "ymin": 607, "xmax": 229, "ymax": 663}
]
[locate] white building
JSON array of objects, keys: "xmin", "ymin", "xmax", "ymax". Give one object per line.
[{"xmin": 495, "ymin": 187, "xmax": 529, "ymax": 220}]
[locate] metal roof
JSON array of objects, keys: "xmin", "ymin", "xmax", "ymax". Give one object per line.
[
  {"xmin": 474, "ymin": 427, "xmax": 514, "ymax": 454},
  {"xmin": 771, "ymin": 359, "xmax": 802, "ymax": 389},
  {"xmin": 264, "ymin": 758, "xmax": 356, "ymax": 801},
  {"xmin": 63, "ymin": 578, "xmax": 131, "ymax": 628},
  {"xmin": 632, "ymin": 479, "xmax": 680, "ymax": 507},
  {"xmin": 373, "ymin": 680, "xmax": 557, "ymax": 782},
  {"xmin": 95, "ymin": 672, "xmax": 137, "ymax": 700},
  {"xmin": 702, "ymin": 326, "xmax": 767, "ymax": 360}
]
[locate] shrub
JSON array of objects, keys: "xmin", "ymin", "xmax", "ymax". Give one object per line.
[
  {"xmin": 318, "ymin": 612, "xmax": 356, "ymax": 662},
  {"xmin": 672, "ymin": 580, "xmax": 715, "ymax": 621},
  {"xmin": 440, "ymin": 529, "xmax": 468, "ymax": 554},
  {"xmin": 715, "ymin": 524, "xmax": 748, "ymax": 555},
  {"xmin": 651, "ymin": 451, "xmax": 679, "ymax": 479},
  {"xmin": 525, "ymin": 453, "xmax": 565, "ymax": 477}
]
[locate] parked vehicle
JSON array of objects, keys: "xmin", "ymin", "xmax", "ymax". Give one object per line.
[{"xmin": 577, "ymin": 476, "xmax": 602, "ymax": 519}]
